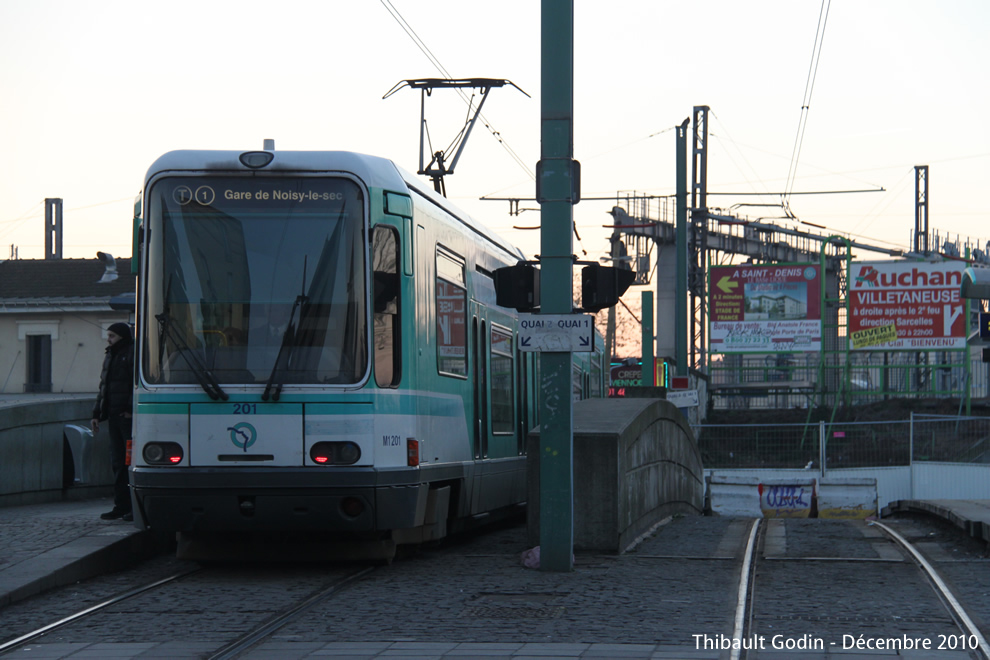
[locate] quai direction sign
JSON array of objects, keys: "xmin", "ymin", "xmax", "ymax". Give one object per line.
[{"xmin": 518, "ymin": 314, "xmax": 595, "ymax": 352}]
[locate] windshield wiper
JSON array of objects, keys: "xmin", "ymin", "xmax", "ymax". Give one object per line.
[
  {"xmin": 263, "ymin": 258, "xmax": 308, "ymax": 402},
  {"xmin": 156, "ymin": 310, "xmax": 229, "ymax": 401}
]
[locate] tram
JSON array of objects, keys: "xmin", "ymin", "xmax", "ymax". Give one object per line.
[{"xmin": 127, "ymin": 147, "xmax": 604, "ymax": 557}]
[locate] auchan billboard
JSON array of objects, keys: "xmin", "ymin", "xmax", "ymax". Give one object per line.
[{"xmin": 848, "ymin": 261, "xmax": 965, "ymax": 350}]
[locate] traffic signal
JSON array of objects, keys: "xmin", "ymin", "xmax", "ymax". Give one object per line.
[
  {"xmin": 581, "ymin": 263, "xmax": 635, "ymax": 313},
  {"xmin": 494, "ymin": 262, "xmax": 540, "ymax": 312}
]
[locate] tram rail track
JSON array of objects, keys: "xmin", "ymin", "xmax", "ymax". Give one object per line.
[
  {"xmin": 207, "ymin": 565, "xmax": 375, "ymax": 660},
  {"xmin": 3, "ymin": 514, "xmax": 988, "ymax": 658},
  {"xmin": 870, "ymin": 520, "xmax": 990, "ymax": 659},
  {"xmin": 732, "ymin": 517, "xmax": 990, "ymax": 660},
  {"xmin": 0, "ymin": 568, "xmax": 203, "ymax": 654},
  {"xmin": 0, "ymin": 562, "xmax": 377, "ymax": 659}
]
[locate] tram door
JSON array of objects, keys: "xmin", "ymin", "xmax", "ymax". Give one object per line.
[{"xmin": 470, "ymin": 303, "xmax": 489, "ymax": 459}]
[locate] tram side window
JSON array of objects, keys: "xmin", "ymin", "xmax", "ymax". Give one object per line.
[
  {"xmin": 591, "ymin": 353, "xmax": 603, "ymax": 398},
  {"xmin": 436, "ymin": 247, "xmax": 467, "ymax": 377},
  {"xmin": 490, "ymin": 326, "xmax": 514, "ymax": 434},
  {"xmin": 373, "ymin": 226, "xmax": 401, "ymax": 388}
]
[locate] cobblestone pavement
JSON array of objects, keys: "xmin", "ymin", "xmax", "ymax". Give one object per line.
[
  {"xmin": 2, "ymin": 509, "xmax": 988, "ymax": 659},
  {"xmin": 273, "ymin": 516, "xmax": 746, "ymax": 646},
  {"xmin": 0, "ymin": 499, "xmax": 117, "ymax": 571}
]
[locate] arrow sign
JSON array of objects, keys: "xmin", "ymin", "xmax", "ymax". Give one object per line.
[{"xmin": 716, "ymin": 276, "xmax": 739, "ymax": 294}]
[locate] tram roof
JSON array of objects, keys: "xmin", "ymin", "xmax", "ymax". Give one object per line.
[{"xmin": 144, "ymin": 150, "xmax": 524, "ymax": 261}]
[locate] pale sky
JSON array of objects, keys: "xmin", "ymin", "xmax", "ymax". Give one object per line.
[{"xmin": 1, "ymin": 0, "xmax": 987, "ymax": 267}]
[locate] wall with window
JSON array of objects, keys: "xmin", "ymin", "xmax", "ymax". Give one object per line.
[{"xmin": 0, "ymin": 312, "xmax": 130, "ymax": 395}]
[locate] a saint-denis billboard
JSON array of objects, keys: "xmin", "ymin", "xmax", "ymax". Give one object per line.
[
  {"xmin": 849, "ymin": 261, "xmax": 965, "ymax": 350},
  {"xmin": 709, "ymin": 264, "xmax": 821, "ymax": 354}
]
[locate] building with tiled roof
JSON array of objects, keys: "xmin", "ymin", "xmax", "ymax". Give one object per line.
[{"xmin": 0, "ymin": 256, "xmax": 135, "ymax": 394}]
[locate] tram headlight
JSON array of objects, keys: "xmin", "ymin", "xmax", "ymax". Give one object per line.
[
  {"xmin": 239, "ymin": 151, "xmax": 275, "ymax": 168},
  {"xmin": 309, "ymin": 442, "xmax": 361, "ymax": 466},
  {"xmin": 336, "ymin": 442, "xmax": 361, "ymax": 465},
  {"xmin": 143, "ymin": 442, "xmax": 184, "ymax": 465}
]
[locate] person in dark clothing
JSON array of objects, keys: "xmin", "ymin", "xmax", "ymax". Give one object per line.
[{"xmin": 91, "ymin": 322, "xmax": 135, "ymax": 521}]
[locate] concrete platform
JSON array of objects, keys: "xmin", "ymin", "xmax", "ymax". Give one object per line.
[
  {"xmin": 888, "ymin": 498, "xmax": 990, "ymax": 544},
  {"xmin": 0, "ymin": 498, "xmax": 157, "ymax": 608}
]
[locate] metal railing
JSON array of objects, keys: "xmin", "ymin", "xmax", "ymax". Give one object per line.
[
  {"xmin": 696, "ymin": 414, "xmax": 990, "ymax": 471},
  {"xmin": 708, "ymin": 354, "xmax": 984, "ymax": 410}
]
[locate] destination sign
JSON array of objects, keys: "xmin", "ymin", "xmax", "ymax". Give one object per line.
[
  {"xmin": 666, "ymin": 389, "xmax": 700, "ymax": 408},
  {"xmin": 160, "ymin": 177, "xmax": 360, "ymax": 211}
]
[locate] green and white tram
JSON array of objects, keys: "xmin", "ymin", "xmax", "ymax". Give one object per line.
[{"xmin": 129, "ymin": 147, "xmax": 604, "ymax": 554}]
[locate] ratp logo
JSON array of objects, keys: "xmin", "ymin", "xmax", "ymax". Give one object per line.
[
  {"xmin": 227, "ymin": 422, "xmax": 257, "ymax": 452},
  {"xmin": 855, "ymin": 266, "xmax": 879, "ymax": 288}
]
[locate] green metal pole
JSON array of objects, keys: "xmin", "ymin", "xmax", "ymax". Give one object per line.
[
  {"xmin": 965, "ymin": 246, "xmax": 972, "ymax": 416},
  {"xmin": 539, "ymin": 0, "xmax": 574, "ymax": 572},
  {"xmin": 642, "ymin": 291, "xmax": 654, "ymax": 385},
  {"xmin": 675, "ymin": 119, "xmax": 689, "ymax": 376}
]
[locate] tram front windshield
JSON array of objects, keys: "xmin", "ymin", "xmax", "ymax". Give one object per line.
[{"xmin": 142, "ymin": 176, "xmax": 367, "ymax": 387}]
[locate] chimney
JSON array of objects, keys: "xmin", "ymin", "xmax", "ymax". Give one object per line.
[
  {"xmin": 44, "ymin": 198, "xmax": 63, "ymax": 260},
  {"xmin": 96, "ymin": 251, "xmax": 118, "ymax": 283}
]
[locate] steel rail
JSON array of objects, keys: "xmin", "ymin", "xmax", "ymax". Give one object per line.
[
  {"xmin": 871, "ymin": 520, "xmax": 990, "ymax": 660},
  {"xmin": 730, "ymin": 518, "xmax": 762, "ymax": 660},
  {"xmin": 0, "ymin": 568, "xmax": 202, "ymax": 654},
  {"xmin": 207, "ymin": 565, "xmax": 376, "ymax": 660}
]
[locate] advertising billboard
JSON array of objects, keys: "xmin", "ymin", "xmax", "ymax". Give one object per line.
[
  {"xmin": 709, "ymin": 264, "xmax": 822, "ymax": 354},
  {"xmin": 848, "ymin": 261, "xmax": 965, "ymax": 350}
]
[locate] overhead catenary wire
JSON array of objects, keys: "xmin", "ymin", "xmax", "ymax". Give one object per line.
[
  {"xmin": 478, "ymin": 125, "xmax": 681, "ymax": 213},
  {"xmin": 710, "ymin": 110, "xmax": 776, "ymax": 202},
  {"xmin": 784, "ymin": 0, "xmax": 831, "ymax": 202},
  {"xmin": 848, "ymin": 167, "xmax": 914, "ymax": 238},
  {"xmin": 378, "ymin": 1, "xmax": 592, "ymax": 255},
  {"xmin": 0, "ymin": 200, "xmax": 44, "ymax": 241},
  {"xmin": 379, "ymin": 0, "xmax": 534, "ymax": 180},
  {"xmin": 0, "ymin": 197, "xmax": 137, "ymax": 250}
]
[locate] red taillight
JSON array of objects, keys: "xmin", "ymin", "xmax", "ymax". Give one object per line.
[
  {"xmin": 125, "ymin": 439, "xmax": 132, "ymax": 466},
  {"xmin": 406, "ymin": 438, "xmax": 419, "ymax": 467},
  {"xmin": 142, "ymin": 442, "xmax": 183, "ymax": 465},
  {"xmin": 309, "ymin": 442, "xmax": 360, "ymax": 465}
]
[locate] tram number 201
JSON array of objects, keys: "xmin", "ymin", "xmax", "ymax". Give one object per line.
[
  {"xmin": 382, "ymin": 434, "xmax": 401, "ymax": 447},
  {"xmin": 233, "ymin": 403, "xmax": 257, "ymax": 414}
]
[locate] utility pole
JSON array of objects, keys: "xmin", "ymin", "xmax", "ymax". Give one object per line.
[
  {"xmin": 538, "ymin": 0, "xmax": 576, "ymax": 572},
  {"xmin": 641, "ymin": 292, "xmax": 654, "ymax": 385},
  {"xmin": 605, "ymin": 230, "xmax": 622, "ymax": 361},
  {"xmin": 675, "ymin": 118, "xmax": 689, "ymax": 376},
  {"xmin": 914, "ymin": 165, "xmax": 929, "ymax": 254},
  {"xmin": 690, "ymin": 106, "xmax": 709, "ymax": 371}
]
